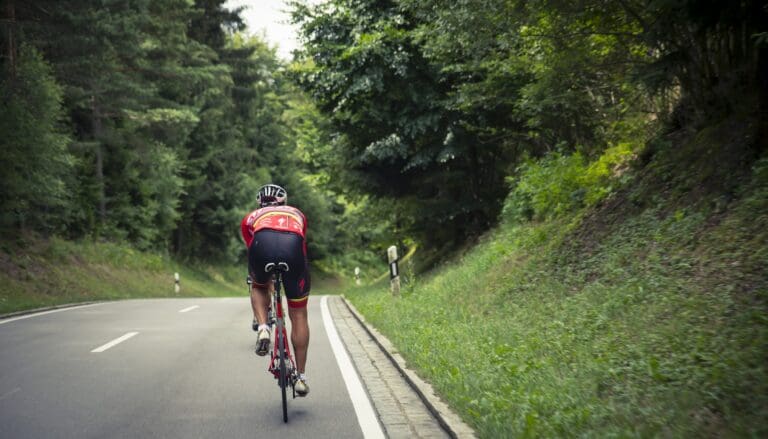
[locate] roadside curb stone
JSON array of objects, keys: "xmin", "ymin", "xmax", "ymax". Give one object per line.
[
  {"xmin": 337, "ymin": 296, "xmax": 477, "ymax": 439},
  {"xmin": 329, "ymin": 296, "xmax": 446, "ymax": 438}
]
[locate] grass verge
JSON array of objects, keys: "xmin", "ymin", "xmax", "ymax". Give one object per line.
[
  {"xmin": 0, "ymin": 237, "xmax": 243, "ymax": 315},
  {"xmin": 344, "ymin": 135, "xmax": 767, "ymax": 437},
  {"xmin": 0, "ymin": 234, "xmax": 347, "ymax": 316}
]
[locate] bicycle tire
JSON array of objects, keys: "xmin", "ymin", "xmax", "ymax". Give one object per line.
[{"xmin": 278, "ymin": 322, "xmax": 288, "ymax": 423}]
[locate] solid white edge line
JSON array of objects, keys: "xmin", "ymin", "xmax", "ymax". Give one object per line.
[
  {"xmin": 91, "ymin": 331, "xmax": 139, "ymax": 353},
  {"xmin": 179, "ymin": 305, "xmax": 199, "ymax": 313},
  {"xmin": 321, "ymin": 296, "xmax": 385, "ymax": 439},
  {"xmin": 0, "ymin": 303, "xmax": 101, "ymax": 325}
]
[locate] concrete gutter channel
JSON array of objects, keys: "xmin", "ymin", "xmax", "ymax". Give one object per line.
[{"xmin": 336, "ymin": 296, "xmax": 476, "ymax": 439}]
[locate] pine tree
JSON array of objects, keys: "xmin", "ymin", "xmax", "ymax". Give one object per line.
[
  {"xmin": 17, "ymin": 0, "xmax": 211, "ymax": 248},
  {"xmin": 0, "ymin": 45, "xmax": 73, "ymax": 235}
]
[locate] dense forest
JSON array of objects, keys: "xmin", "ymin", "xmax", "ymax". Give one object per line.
[
  {"xmin": 0, "ymin": 0, "xmax": 344, "ymax": 266},
  {"xmin": 1, "ymin": 0, "xmax": 766, "ymax": 268}
]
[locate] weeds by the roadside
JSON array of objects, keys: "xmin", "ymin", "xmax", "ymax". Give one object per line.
[{"xmin": 344, "ymin": 162, "xmax": 768, "ymax": 437}]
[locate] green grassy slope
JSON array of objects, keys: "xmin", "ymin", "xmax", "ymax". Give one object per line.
[
  {"xmin": 0, "ymin": 237, "xmax": 244, "ymax": 314},
  {"xmin": 344, "ymin": 121, "xmax": 767, "ymax": 437},
  {"xmin": 0, "ymin": 236, "xmax": 344, "ymax": 315}
]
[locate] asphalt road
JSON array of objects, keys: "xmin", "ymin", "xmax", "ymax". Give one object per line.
[{"xmin": 0, "ymin": 297, "xmax": 372, "ymax": 438}]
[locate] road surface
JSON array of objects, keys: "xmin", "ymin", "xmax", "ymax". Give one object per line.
[{"xmin": 0, "ymin": 297, "xmax": 382, "ymax": 438}]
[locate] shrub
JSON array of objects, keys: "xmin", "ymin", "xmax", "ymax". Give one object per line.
[{"xmin": 502, "ymin": 143, "xmax": 634, "ymax": 222}]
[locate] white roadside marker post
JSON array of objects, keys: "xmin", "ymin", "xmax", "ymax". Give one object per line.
[
  {"xmin": 174, "ymin": 272, "xmax": 180, "ymax": 294},
  {"xmin": 388, "ymin": 245, "xmax": 400, "ymax": 296},
  {"xmin": 355, "ymin": 266, "xmax": 361, "ymax": 286}
]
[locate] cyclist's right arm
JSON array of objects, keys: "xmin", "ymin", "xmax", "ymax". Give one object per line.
[{"xmin": 241, "ymin": 209, "xmax": 260, "ymax": 247}]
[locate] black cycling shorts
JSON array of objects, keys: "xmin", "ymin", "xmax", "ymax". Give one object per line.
[{"xmin": 248, "ymin": 229, "xmax": 310, "ymax": 308}]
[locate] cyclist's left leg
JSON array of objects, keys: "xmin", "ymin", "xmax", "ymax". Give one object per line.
[
  {"xmin": 249, "ymin": 230, "xmax": 279, "ymax": 328},
  {"xmin": 248, "ymin": 232, "xmax": 277, "ymax": 355},
  {"xmin": 250, "ymin": 285, "xmax": 270, "ymax": 329},
  {"xmin": 251, "ymin": 285, "xmax": 269, "ymax": 323}
]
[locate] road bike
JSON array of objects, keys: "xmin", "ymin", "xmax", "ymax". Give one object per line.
[{"xmin": 251, "ymin": 262, "xmax": 298, "ymax": 423}]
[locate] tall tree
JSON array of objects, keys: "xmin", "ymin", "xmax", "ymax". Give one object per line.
[
  {"xmin": 290, "ymin": 0, "xmax": 513, "ymax": 248},
  {"xmin": 0, "ymin": 44, "xmax": 73, "ymax": 234},
  {"xmin": 620, "ymin": 0, "xmax": 767, "ymax": 125},
  {"xmin": 173, "ymin": 0, "xmax": 255, "ymax": 260},
  {"xmin": 16, "ymin": 0, "xmax": 205, "ymax": 247},
  {"xmin": 291, "ymin": 0, "xmax": 767, "ymax": 254}
]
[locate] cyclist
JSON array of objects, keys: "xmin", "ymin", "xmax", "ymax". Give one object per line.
[{"xmin": 240, "ymin": 183, "xmax": 310, "ymax": 396}]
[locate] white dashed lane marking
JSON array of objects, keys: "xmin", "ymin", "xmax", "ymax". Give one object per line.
[
  {"xmin": 91, "ymin": 332, "xmax": 139, "ymax": 353},
  {"xmin": 178, "ymin": 305, "xmax": 199, "ymax": 313}
]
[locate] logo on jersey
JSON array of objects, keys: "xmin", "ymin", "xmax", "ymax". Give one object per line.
[{"xmin": 251, "ymin": 210, "xmax": 304, "ymax": 235}]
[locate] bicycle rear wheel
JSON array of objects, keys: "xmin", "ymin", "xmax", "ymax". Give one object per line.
[{"xmin": 277, "ymin": 327, "xmax": 288, "ymax": 423}]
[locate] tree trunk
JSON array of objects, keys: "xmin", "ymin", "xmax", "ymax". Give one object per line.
[
  {"xmin": 174, "ymin": 224, "xmax": 183, "ymax": 256},
  {"xmin": 95, "ymin": 143, "xmax": 106, "ymax": 223},
  {"xmin": 3, "ymin": 0, "xmax": 16, "ymax": 79},
  {"xmin": 758, "ymin": 45, "xmax": 768, "ymax": 153},
  {"xmin": 92, "ymin": 97, "xmax": 107, "ymax": 227}
]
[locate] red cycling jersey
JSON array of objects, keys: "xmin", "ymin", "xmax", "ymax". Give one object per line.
[{"xmin": 240, "ymin": 205, "xmax": 307, "ymax": 248}]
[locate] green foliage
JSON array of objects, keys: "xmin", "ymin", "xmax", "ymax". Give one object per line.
[
  {"xmin": 625, "ymin": 0, "xmax": 766, "ymax": 124},
  {"xmin": 116, "ymin": 140, "xmax": 185, "ymax": 249},
  {"xmin": 503, "ymin": 143, "xmax": 635, "ymax": 222},
  {"xmin": 2, "ymin": 0, "xmax": 342, "ymax": 267},
  {"xmin": 505, "ymin": 153, "xmax": 588, "ymax": 221},
  {"xmin": 288, "ymin": 0, "xmax": 764, "ymax": 258},
  {"xmin": 0, "ymin": 45, "xmax": 73, "ymax": 234},
  {"xmin": 10, "ymin": 0, "xmax": 224, "ymax": 248},
  {"xmin": 290, "ymin": 0, "xmax": 514, "ymax": 248},
  {"xmin": 402, "ymin": 0, "xmax": 655, "ymax": 152}
]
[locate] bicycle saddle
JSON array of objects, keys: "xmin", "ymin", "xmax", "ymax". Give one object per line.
[{"xmin": 264, "ymin": 262, "xmax": 290, "ymax": 272}]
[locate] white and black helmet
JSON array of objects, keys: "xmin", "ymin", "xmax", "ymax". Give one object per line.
[{"xmin": 257, "ymin": 184, "xmax": 287, "ymax": 207}]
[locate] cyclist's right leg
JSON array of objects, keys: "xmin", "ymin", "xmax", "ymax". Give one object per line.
[
  {"xmin": 279, "ymin": 234, "xmax": 310, "ymax": 396},
  {"xmin": 287, "ymin": 305, "xmax": 309, "ymax": 396},
  {"xmin": 287, "ymin": 306, "xmax": 309, "ymax": 370}
]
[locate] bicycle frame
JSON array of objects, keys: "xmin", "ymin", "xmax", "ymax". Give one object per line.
[
  {"xmin": 268, "ymin": 270, "xmax": 297, "ymax": 384},
  {"xmin": 249, "ymin": 262, "xmax": 298, "ymax": 422},
  {"xmin": 263, "ymin": 265, "xmax": 298, "ymax": 423}
]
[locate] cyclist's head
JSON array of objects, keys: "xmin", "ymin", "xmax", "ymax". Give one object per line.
[{"xmin": 257, "ymin": 184, "xmax": 287, "ymax": 208}]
